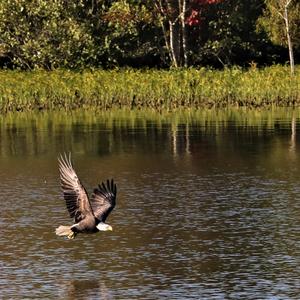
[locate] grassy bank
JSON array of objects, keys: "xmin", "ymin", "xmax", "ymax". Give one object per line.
[{"xmin": 0, "ymin": 66, "xmax": 299, "ymax": 112}]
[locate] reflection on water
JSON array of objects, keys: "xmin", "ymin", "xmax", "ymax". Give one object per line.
[
  {"xmin": 0, "ymin": 108, "xmax": 300, "ymax": 299},
  {"xmin": 62, "ymin": 279, "xmax": 112, "ymax": 300}
]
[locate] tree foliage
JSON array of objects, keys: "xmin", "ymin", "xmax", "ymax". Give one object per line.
[
  {"xmin": 102, "ymin": 0, "xmax": 160, "ymax": 66},
  {"xmin": 0, "ymin": 0, "xmax": 105, "ymax": 69},
  {"xmin": 257, "ymin": 0, "xmax": 300, "ymax": 48},
  {"xmin": 0, "ymin": 0, "xmax": 299, "ymax": 69}
]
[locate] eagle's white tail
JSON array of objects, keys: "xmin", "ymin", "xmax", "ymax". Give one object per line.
[{"xmin": 55, "ymin": 225, "xmax": 75, "ymax": 239}]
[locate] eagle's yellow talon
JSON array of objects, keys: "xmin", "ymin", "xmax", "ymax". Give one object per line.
[{"xmin": 68, "ymin": 232, "xmax": 75, "ymax": 239}]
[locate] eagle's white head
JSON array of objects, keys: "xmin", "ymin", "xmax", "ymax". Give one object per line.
[{"xmin": 96, "ymin": 222, "xmax": 113, "ymax": 231}]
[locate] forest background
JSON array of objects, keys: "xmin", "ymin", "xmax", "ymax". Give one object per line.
[{"xmin": 0, "ymin": 0, "xmax": 299, "ymax": 70}]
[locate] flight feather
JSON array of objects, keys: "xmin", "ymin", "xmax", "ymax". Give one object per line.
[
  {"xmin": 58, "ymin": 153, "xmax": 93, "ymax": 222},
  {"xmin": 90, "ymin": 179, "xmax": 117, "ymax": 222}
]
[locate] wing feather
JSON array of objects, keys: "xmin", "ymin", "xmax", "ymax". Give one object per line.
[
  {"xmin": 90, "ymin": 179, "xmax": 117, "ymax": 222},
  {"xmin": 58, "ymin": 153, "xmax": 93, "ymax": 223}
]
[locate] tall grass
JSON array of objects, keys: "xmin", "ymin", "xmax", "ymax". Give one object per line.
[{"xmin": 0, "ymin": 66, "xmax": 299, "ymax": 112}]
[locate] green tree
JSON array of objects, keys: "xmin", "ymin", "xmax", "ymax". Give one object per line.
[
  {"xmin": 0, "ymin": 0, "xmax": 105, "ymax": 69},
  {"xmin": 191, "ymin": 0, "xmax": 266, "ymax": 67},
  {"xmin": 154, "ymin": 1, "xmax": 267, "ymax": 67},
  {"xmin": 257, "ymin": 0, "xmax": 300, "ymax": 74},
  {"xmin": 102, "ymin": 0, "xmax": 160, "ymax": 67}
]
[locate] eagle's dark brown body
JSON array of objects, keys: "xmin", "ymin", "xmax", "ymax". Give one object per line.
[{"xmin": 72, "ymin": 215, "xmax": 98, "ymax": 234}]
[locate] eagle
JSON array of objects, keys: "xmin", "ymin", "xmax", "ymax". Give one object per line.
[{"xmin": 55, "ymin": 153, "xmax": 117, "ymax": 239}]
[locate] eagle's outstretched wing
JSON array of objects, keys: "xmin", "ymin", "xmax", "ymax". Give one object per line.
[
  {"xmin": 90, "ymin": 179, "xmax": 117, "ymax": 222},
  {"xmin": 58, "ymin": 153, "xmax": 93, "ymax": 223}
]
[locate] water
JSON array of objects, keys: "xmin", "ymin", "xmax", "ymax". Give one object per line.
[{"xmin": 0, "ymin": 109, "xmax": 299, "ymax": 299}]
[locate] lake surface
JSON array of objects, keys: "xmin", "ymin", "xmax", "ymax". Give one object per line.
[{"xmin": 0, "ymin": 108, "xmax": 299, "ymax": 299}]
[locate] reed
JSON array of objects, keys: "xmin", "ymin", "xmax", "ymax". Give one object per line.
[{"xmin": 0, "ymin": 66, "xmax": 299, "ymax": 112}]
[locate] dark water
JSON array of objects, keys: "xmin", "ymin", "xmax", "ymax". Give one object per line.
[{"xmin": 0, "ymin": 109, "xmax": 299, "ymax": 299}]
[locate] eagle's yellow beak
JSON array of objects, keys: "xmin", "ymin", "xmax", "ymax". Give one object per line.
[{"xmin": 97, "ymin": 222, "xmax": 113, "ymax": 231}]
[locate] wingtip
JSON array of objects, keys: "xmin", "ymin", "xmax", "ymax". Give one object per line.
[
  {"xmin": 111, "ymin": 178, "xmax": 117, "ymax": 195},
  {"xmin": 58, "ymin": 152, "xmax": 73, "ymax": 167},
  {"xmin": 114, "ymin": 183, "xmax": 117, "ymax": 196},
  {"xmin": 97, "ymin": 179, "xmax": 117, "ymax": 196}
]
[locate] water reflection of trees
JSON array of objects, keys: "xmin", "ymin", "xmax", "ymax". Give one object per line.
[
  {"xmin": 289, "ymin": 115, "xmax": 296, "ymax": 157},
  {"xmin": 62, "ymin": 279, "xmax": 111, "ymax": 300},
  {"xmin": 0, "ymin": 109, "xmax": 298, "ymax": 164}
]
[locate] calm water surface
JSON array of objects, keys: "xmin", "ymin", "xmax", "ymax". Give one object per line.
[{"xmin": 0, "ymin": 109, "xmax": 299, "ymax": 299}]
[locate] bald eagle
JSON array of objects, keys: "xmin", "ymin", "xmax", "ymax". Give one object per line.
[{"xmin": 55, "ymin": 154, "xmax": 117, "ymax": 239}]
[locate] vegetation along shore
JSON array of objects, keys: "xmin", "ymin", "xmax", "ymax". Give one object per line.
[{"xmin": 0, "ymin": 65, "xmax": 299, "ymax": 113}]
